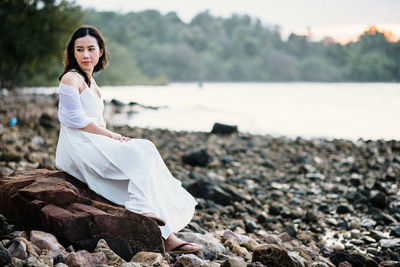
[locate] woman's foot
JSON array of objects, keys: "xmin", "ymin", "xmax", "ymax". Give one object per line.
[
  {"xmin": 141, "ymin": 212, "xmax": 166, "ymax": 226},
  {"xmin": 165, "ymin": 233, "xmax": 203, "ymax": 254}
]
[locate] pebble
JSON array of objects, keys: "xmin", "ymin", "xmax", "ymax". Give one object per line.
[
  {"xmin": 0, "ymin": 246, "xmax": 11, "ymax": 266},
  {"xmin": 361, "ymin": 218, "xmax": 377, "ymax": 228},
  {"xmin": 221, "ymin": 256, "xmax": 246, "ymax": 267},
  {"xmin": 176, "ymin": 254, "xmax": 208, "ymax": 266},
  {"xmin": 311, "ymin": 262, "xmax": 329, "ymax": 267},
  {"xmin": 379, "ymin": 238, "xmax": 400, "ymax": 249},
  {"xmin": 7, "ymin": 239, "xmax": 28, "ymax": 260}
]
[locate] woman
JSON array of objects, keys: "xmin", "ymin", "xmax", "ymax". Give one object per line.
[{"xmin": 55, "ymin": 26, "xmax": 201, "ymax": 254}]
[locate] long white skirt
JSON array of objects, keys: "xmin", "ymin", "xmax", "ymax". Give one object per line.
[{"xmin": 55, "ymin": 125, "xmax": 197, "ymax": 238}]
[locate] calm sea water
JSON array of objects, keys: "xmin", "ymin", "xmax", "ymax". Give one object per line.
[{"xmin": 27, "ymin": 82, "xmax": 400, "ymax": 140}]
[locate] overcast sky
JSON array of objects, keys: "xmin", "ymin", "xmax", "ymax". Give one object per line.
[{"xmin": 73, "ymin": 0, "xmax": 400, "ymax": 42}]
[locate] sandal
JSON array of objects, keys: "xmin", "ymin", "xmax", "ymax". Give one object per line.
[{"xmin": 166, "ymin": 242, "xmax": 203, "ymax": 254}]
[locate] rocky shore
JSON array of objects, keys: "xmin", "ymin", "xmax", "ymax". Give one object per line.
[{"xmin": 0, "ymin": 90, "xmax": 399, "ymax": 266}]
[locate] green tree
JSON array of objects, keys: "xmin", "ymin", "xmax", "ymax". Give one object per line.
[{"xmin": 0, "ymin": 0, "xmax": 82, "ymax": 89}]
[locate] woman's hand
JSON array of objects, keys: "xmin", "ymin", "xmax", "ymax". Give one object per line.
[{"xmin": 109, "ymin": 132, "xmax": 131, "ymax": 142}]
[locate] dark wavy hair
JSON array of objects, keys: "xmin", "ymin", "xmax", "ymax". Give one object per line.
[{"xmin": 59, "ymin": 26, "xmax": 109, "ymax": 87}]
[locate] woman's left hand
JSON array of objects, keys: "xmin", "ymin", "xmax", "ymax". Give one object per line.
[
  {"xmin": 121, "ymin": 135, "xmax": 131, "ymax": 142},
  {"xmin": 109, "ymin": 132, "xmax": 131, "ymax": 142}
]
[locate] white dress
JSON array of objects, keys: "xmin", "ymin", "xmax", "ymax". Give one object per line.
[{"xmin": 55, "ymin": 81, "xmax": 197, "ymax": 238}]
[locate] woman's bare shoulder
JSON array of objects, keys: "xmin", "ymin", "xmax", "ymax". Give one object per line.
[{"xmin": 60, "ymin": 71, "xmax": 85, "ymax": 91}]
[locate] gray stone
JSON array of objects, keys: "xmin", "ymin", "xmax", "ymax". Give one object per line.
[
  {"xmin": 222, "ymin": 229, "xmax": 250, "ymax": 243},
  {"xmin": 176, "ymin": 254, "xmax": 208, "ymax": 266},
  {"xmin": 130, "ymin": 252, "xmax": 169, "ymax": 266},
  {"xmin": 30, "ymin": 230, "xmax": 67, "ymax": 255},
  {"xmin": 221, "ymin": 256, "xmax": 246, "ymax": 267},
  {"xmin": 391, "ymin": 225, "xmax": 400, "ymax": 237},
  {"xmin": 379, "ymin": 238, "xmax": 400, "ymax": 249},
  {"xmin": 182, "ymin": 148, "xmax": 212, "ymax": 166},
  {"xmin": 65, "ymin": 250, "xmax": 107, "ymax": 267},
  {"xmin": 0, "ymin": 246, "xmax": 11, "ymax": 266},
  {"xmin": 176, "ymin": 232, "xmax": 226, "ymax": 260},
  {"xmin": 186, "ymin": 180, "xmax": 233, "ymax": 205},
  {"xmin": 31, "ymin": 136, "xmax": 45, "ymax": 145},
  {"xmin": 361, "ymin": 218, "xmax": 376, "ymax": 228},
  {"xmin": 94, "ymin": 239, "xmax": 126, "ymax": 266},
  {"xmin": 7, "ymin": 239, "xmax": 28, "ymax": 260},
  {"xmin": 211, "ymin": 123, "xmax": 238, "ymax": 135},
  {"xmin": 311, "ymin": 262, "xmax": 329, "ymax": 267}
]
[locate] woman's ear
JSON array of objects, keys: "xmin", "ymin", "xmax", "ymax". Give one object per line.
[{"xmin": 99, "ymin": 48, "xmax": 104, "ymax": 57}]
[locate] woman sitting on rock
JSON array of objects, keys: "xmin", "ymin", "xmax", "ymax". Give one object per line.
[{"xmin": 55, "ymin": 25, "xmax": 202, "ymax": 254}]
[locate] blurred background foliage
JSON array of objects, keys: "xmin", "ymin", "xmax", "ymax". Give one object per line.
[
  {"xmin": 0, "ymin": 0, "xmax": 82, "ymax": 88},
  {"xmin": 1, "ymin": 2, "xmax": 399, "ymax": 88}
]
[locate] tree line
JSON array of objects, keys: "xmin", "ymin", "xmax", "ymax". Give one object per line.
[{"xmin": 1, "ymin": 1, "xmax": 399, "ymax": 88}]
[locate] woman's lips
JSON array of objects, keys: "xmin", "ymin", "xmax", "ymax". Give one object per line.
[{"xmin": 82, "ymin": 61, "xmax": 91, "ymax": 64}]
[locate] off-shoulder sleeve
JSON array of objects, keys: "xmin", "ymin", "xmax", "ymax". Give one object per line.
[{"xmin": 58, "ymin": 83, "xmax": 92, "ymax": 128}]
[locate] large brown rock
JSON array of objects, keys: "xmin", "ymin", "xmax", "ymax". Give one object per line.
[{"xmin": 0, "ymin": 169, "xmax": 164, "ymax": 261}]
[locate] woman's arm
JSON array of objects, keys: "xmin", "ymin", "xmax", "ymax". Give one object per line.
[
  {"xmin": 80, "ymin": 122, "xmax": 130, "ymax": 142},
  {"xmin": 60, "ymin": 72, "xmax": 130, "ymax": 142}
]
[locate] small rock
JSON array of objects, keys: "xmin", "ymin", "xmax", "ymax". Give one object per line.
[
  {"xmin": 361, "ymin": 218, "xmax": 377, "ymax": 228},
  {"xmin": 211, "ymin": 123, "xmax": 238, "ymax": 135},
  {"xmin": 30, "ymin": 230, "xmax": 67, "ymax": 256},
  {"xmin": 186, "ymin": 180, "xmax": 233, "ymax": 205},
  {"xmin": 7, "ymin": 239, "xmax": 28, "ymax": 260},
  {"xmin": 245, "ymin": 220, "xmax": 259, "ymax": 233},
  {"xmin": 111, "ymin": 99, "xmax": 125, "ymax": 107},
  {"xmin": 0, "ymin": 246, "xmax": 11, "ymax": 266},
  {"xmin": 370, "ymin": 191, "xmax": 386, "ymax": 208},
  {"xmin": 176, "ymin": 232, "xmax": 226, "ymax": 260},
  {"xmin": 265, "ymin": 234, "xmax": 283, "ymax": 246},
  {"xmin": 391, "ymin": 225, "xmax": 400, "ymax": 237},
  {"xmin": 311, "ymin": 262, "xmax": 329, "ymax": 267},
  {"xmin": 94, "ymin": 239, "xmax": 126, "ymax": 266},
  {"xmin": 176, "ymin": 253, "xmax": 207, "ymax": 266},
  {"xmin": 242, "ymin": 239, "xmax": 260, "ymax": 252},
  {"xmin": 182, "ymin": 148, "xmax": 212, "ymax": 166},
  {"xmin": 221, "ymin": 256, "xmax": 246, "ymax": 267},
  {"xmin": 329, "ymin": 252, "xmax": 377, "ymax": 267},
  {"xmin": 0, "ymin": 150, "xmax": 22, "ymax": 162},
  {"xmin": 232, "ymin": 245, "xmax": 250, "ymax": 260},
  {"xmin": 31, "ymin": 136, "xmax": 45, "ymax": 145},
  {"xmin": 252, "ymin": 244, "xmax": 296, "ymax": 267},
  {"xmin": 282, "ymin": 225, "xmax": 297, "ymax": 238},
  {"xmin": 379, "ymin": 261, "xmax": 400, "ymax": 267},
  {"xmin": 336, "ymin": 204, "xmax": 353, "ymax": 214},
  {"xmin": 379, "ymin": 238, "xmax": 400, "ymax": 249},
  {"xmin": 306, "ymin": 173, "xmax": 325, "ymax": 181},
  {"xmin": 131, "ymin": 252, "xmax": 168, "ymax": 267},
  {"xmin": 222, "ymin": 229, "xmax": 250, "ymax": 243},
  {"xmin": 224, "ymin": 238, "xmax": 239, "ymax": 249},
  {"xmin": 39, "ymin": 113, "xmax": 57, "ymax": 129},
  {"xmin": 338, "ymin": 261, "xmax": 352, "ymax": 267},
  {"xmin": 65, "ymin": 250, "xmax": 107, "ymax": 267},
  {"xmin": 10, "ymin": 256, "xmax": 24, "ymax": 267}
]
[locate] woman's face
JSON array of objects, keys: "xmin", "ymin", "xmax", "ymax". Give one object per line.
[{"xmin": 74, "ymin": 35, "xmax": 103, "ymax": 74}]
